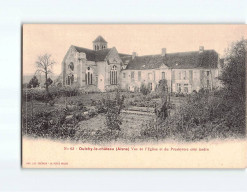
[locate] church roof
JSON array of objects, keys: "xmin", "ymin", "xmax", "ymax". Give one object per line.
[
  {"xmin": 125, "ymin": 50, "xmax": 219, "ymax": 70},
  {"xmin": 93, "ymin": 35, "xmax": 107, "ymax": 43},
  {"xmin": 73, "ymin": 45, "xmax": 111, "ymax": 61}
]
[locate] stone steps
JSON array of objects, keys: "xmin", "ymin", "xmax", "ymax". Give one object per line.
[{"xmin": 121, "ymin": 110, "xmax": 155, "ymax": 116}]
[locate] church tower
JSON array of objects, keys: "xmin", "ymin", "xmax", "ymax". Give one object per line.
[{"xmin": 93, "ymin": 35, "xmax": 108, "ymax": 51}]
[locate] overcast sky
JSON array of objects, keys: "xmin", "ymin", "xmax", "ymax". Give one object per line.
[{"xmin": 23, "ymin": 24, "xmax": 247, "ymax": 75}]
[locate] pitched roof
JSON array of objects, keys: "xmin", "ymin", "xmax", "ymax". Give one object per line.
[
  {"xmin": 95, "ymin": 48, "xmax": 112, "ymax": 61},
  {"xmin": 73, "ymin": 45, "xmax": 111, "ymax": 61},
  {"xmin": 93, "ymin": 35, "xmax": 107, "ymax": 43},
  {"xmin": 119, "ymin": 53, "xmax": 132, "ymax": 64},
  {"xmin": 125, "ymin": 50, "xmax": 219, "ymax": 70},
  {"xmin": 119, "ymin": 53, "xmax": 131, "ymax": 58}
]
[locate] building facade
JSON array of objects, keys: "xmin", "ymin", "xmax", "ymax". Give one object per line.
[{"xmin": 61, "ymin": 36, "xmax": 220, "ymax": 93}]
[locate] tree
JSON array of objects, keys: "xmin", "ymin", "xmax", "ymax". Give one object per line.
[
  {"xmin": 35, "ymin": 54, "xmax": 55, "ymax": 94},
  {"xmin": 140, "ymin": 83, "xmax": 151, "ymax": 95},
  {"xmin": 219, "ymin": 38, "xmax": 246, "ymax": 103},
  {"xmin": 155, "ymin": 79, "xmax": 169, "ymax": 120},
  {"xmin": 27, "ymin": 75, "xmax": 39, "ymax": 88},
  {"xmin": 46, "ymin": 77, "xmax": 53, "ymax": 87},
  {"xmin": 104, "ymin": 89, "xmax": 124, "ymax": 139}
]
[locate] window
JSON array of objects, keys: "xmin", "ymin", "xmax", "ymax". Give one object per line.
[
  {"xmin": 85, "ymin": 67, "xmax": 93, "ymax": 85},
  {"xmin": 207, "ymin": 80, "xmax": 210, "ymax": 88},
  {"xmin": 138, "ymin": 71, "xmax": 141, "ymax": 81},
  {"xmin": 178, "ymin": 72, "xmax": 181, "ymax": 80},
  {"xmin": 68, "ymin": 62, "xmax": 74, "ymax": 71},
  {"xmin": 110, "ymin": 65, "xmax": 117, "ymax": 85},
  {"xmin": 67, "ymin": 74, "xmax": 74, "ymax": 85},
  {"xmin": 148, "ymin": 83, "xmax": 152, "ymax": 91},
  {"xmin": 184, "ymin": 84, "xmax": 188, "ymax": 93},
  {"xmin": 131, "ymin": 71, "xmax": 135, "ymax": 80},
  {"xmin": 183, "ymin": 71, "xmax": 187, "ymax": 80},
  {"xmin": 162, "ymin": 72, "xmax": 165, "ymax": 79},
  {"xmin": 206, "ymin": 71, "xmax": 210, "ymax": 76},
  {"xmin": 123, "ymin": 73, "xmax": 126, "ymax": 78},
  {"xmin": 177, "ymin": 83, "xmax": 181, "ymax": 92},
  {"xmin": 148, "ymin": 73, "xmax": 152, "ymax": 80}
]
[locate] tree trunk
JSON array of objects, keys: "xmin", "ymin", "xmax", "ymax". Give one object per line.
[{"xmin": 45, "ymin": 68, "xmax": 49, "ymax": 95}]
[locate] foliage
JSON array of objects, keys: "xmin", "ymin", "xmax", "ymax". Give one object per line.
[
  {"xmin": 140, "ymin": 83, "xmax": 151, "ymax": 95},
  {"xmin": 27, "ymin": 75, "xmax": 40, "ymax": 88},
  {"xmin": 218, "ymin": 38, "xmax": 246, "ymax": 104},
  {"xmin": 155, "ymin": 79, "xmax": 169, "ymax": 120},
  {"xmin": 35, "ymin": 53, "xmax": 55, "ymax": 94},
  {"xmin": 103, "ymin": 89, "xmax": 124, "ymax": 135},
  {"xmin": 46, "ymin": 77, "xmax": 53, "ymax": 87},
  {"xmin": 22, "ymin": 108, "xmax": 76, "ymax": 139},
  {"xmin": 23, "ymin": 86, "xmax": 81, "ymax": 102},
  {"xmin": 140, "ymin": 89, "xmax": 246, "ymax": 142},
  {"xmin": 156, "ymin": 79, "xmax": 168, "ymax": 98}
]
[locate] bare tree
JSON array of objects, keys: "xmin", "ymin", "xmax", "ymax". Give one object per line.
[{"xmin": 35, "ymin": 53, "xmax": 55, "ymax": 94}]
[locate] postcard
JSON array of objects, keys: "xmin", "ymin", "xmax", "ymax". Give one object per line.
[{"xmin": 22, "ymin": 24, "xmax": 247, "ymax": 168}]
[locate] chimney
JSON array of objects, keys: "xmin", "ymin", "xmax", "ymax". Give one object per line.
[
  {"xmin": 199, "ymin": 46, "xmax": 204, "ymax": 53},
  {"xmin": 161, "ymin": 48, "xmax": 166, "ymax": 56},
  {"xmin": 132, "ymin": 52, "xmax": 137, "ymax": 60}
]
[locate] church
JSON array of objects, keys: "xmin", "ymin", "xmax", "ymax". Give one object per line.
[{"xmin": 61, "ymin": 35, "xmax": 220, "ymax": 93}]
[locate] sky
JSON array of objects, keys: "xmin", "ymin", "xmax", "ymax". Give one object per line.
[{"xmin": 23, "ymin": 24, "xmax": 247, "ymax": 76}]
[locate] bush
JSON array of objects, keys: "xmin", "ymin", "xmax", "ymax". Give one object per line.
[
  {"xmin": 140, "ymin": 88, "xmax": 245, "ymax": 142},
  {"xmin": 23, "ymin": 86, "xmax": 81, "ymax": 102},
  {"xmin": 23, "ymin": 108, "xmax": 76, "ymax": 139},
  {"xmin": 140, "ymin": 83, "xmax": 151, "ymax": 95},
  {"xmin": 27, "ymin": 75, "xmax": 40, "ymax": 88},
  {"xmin": 103, "ymin": 90, "xmax": 124, "ymax": 137}
]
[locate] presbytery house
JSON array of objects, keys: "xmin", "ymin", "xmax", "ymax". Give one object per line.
[{"xmin": 61, "ymin": 35, "xmax": 220, "ymax": 93}]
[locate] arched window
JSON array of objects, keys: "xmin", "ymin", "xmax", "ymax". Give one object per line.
[
  {"xmin": 110, "ymin": 65, "xmax": 117, "ymax": 85},
  {"xmin": 97, "ymin": 45, "xmax": 99, "ymax": 51},
  {"xmin": 67, "ymin": 74, "xmax": 74, "ymax": 85},
  {"xmin": 85, "ymin": 67, "xmax": 93, "ymax": 85},
  {"xmin": 68, "ymin": 62, "xmax": 74, "ymax": 71}
]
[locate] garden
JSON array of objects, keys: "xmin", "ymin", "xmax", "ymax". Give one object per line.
[{"xmin": 22, "ymin": 39, "xmax": 246, "ymax": 144}]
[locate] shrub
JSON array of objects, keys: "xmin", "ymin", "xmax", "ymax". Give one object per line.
[
  {"xmin": 140, "ymin": 83, "xmax": 151, "ymax": 95},
  {"xmin": 140, "ymin": 88, "xmax": 245, "ymax": 142},
  {"xmin": 103, "ymin": 90, "xmax": 124, "ymax": 138},
  {"xmin": 23, "ymin": 108, "xmax": 76, "ymax": 139},
  {"xmin": 27, "ymin": 75, "xmax": 40, "ymax": 88},
  {"xmin": 23, "ymin": 86, "xmax": 81, "ymax": 102}
]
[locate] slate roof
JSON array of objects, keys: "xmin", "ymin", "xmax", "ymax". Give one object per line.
[
  {"xmin": 93, "ymin": 35, "xmax": 107, "ymax": 43},
  {"xmin": 119, "ymin": 53, "xmax": 132, "ymax": 58},
  {"xmin": 73, "ymin": 45, "xmax": 111, "ymax": 61},
  {"xmin": 125, "ymin": 50, "xmax": 219, "ymax": 70},
  {"xmin": 119, "ymin": 53, "xmax": 132, "ymax": 64}
]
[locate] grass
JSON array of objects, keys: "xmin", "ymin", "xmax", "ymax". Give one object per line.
[{"xmin": 22, "ymin": 90, "xmax": 191, "ymax": 143}]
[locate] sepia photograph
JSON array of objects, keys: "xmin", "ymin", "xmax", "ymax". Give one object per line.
[{"xmin": 21, "ymin": 24, "xmax": 247, "ymax": 168}]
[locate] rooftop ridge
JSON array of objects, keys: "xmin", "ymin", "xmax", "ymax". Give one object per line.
[{"xmin": 134, "ymin": 49, "xmax": 216, "ymax": 58}]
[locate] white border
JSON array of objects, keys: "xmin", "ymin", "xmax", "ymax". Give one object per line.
[{"xmin": 0, "ymin": 0, "xmax": 247, "ymax": 192}]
